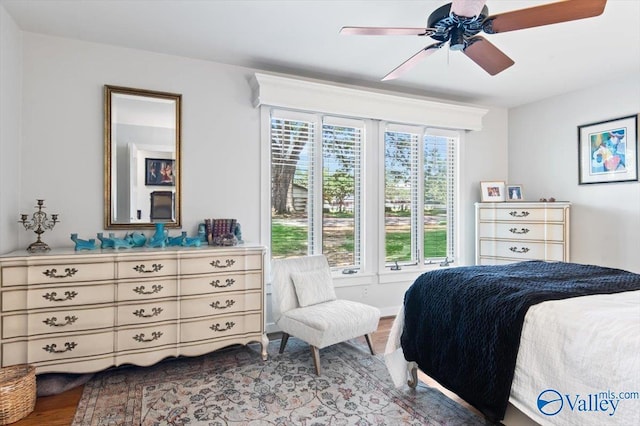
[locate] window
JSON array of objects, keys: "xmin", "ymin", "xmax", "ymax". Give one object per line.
[
  {"xmin": 384, "ymin": 125, "xmax": 457, "ymax": 267},
  {"xmin": 255, "ymin": 73, "xmax": 484, "ymax": 277},
  {"xmin": 270, "ymin": 110, "xmax": 363, "ymax": 270}
]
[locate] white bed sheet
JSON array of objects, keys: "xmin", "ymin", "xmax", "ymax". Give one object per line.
[{"xmin": 384, "ymin": 290, "xmax": 640, "ymax": 425}]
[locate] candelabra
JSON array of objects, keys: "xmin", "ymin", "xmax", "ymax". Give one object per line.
[{"xmin": 19, "ymin": 199, "xmax": 59, "ymax": 253}]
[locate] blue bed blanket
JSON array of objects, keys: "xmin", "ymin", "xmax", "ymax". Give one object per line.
[{"xmin": 400, "ymin": 261, "xmax": 640, "ymax": 422}]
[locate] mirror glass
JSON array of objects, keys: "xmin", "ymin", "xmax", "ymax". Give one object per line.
[{"xmin": 104, "ymin": 85, "xmax": 181, "ymax": 229}]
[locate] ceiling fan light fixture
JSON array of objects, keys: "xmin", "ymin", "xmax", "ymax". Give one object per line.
[
  {"xmin": 341, "ymin": 0, "xmax": 609, "ymax": 79},
  {"xmin": 449, "ymin": 26, "xmax": 466, "ymax": 51}
]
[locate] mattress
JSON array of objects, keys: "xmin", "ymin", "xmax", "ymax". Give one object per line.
[{"xmin": 385, "ymin": 290, "xmax": 640, "ymax": 425}]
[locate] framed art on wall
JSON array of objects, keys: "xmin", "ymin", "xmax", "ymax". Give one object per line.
[
  {"xmin": 578, "ymin": 114, "xmax": 638, "ymax": 185},
  {"xmin": 145, "ymin": 158, "xmax": 175, "ymax": 186},
  {"xmin": 480, "ymin": 181, "xmax": 506, "ymax": 202},
  {"xmin": 506, "ymin": 185, "xmax": 524, "ymax": 201}
]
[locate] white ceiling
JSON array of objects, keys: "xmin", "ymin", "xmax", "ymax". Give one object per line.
[{"xmin": 2, "ymin": 0, "xmax": 639, "ymax": 108}]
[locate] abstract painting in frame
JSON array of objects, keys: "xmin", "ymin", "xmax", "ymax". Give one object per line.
[{"xmin": 578, "ymin": 114, "xmax": 638, "ymax": 184}]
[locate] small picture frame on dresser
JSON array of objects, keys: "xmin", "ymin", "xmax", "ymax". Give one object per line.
[
  {"xmin": 480, "ymin": 181, "xmax": 506, "ymax": 202},
  {"xmin": 506, "ymin": 184, "xmax": 524, "ymax": 201}
]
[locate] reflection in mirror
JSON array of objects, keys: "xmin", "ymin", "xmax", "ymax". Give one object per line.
[{"xmin": 104, "ymin": 85, "xmax": 181, "ymax": 229}]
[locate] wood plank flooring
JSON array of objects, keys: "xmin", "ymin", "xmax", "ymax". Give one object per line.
[{"xmin": 12, "ymin": 317, "xmax": 477, "ymax": 425}]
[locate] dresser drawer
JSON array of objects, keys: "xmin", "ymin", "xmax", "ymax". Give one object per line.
[
  {"xmin": 2, "ymin": 330, "xmax": 113, "ymax": 365},
  {"xmin": 180, "ymin": 271, "xmax": 262, "ymax": 296},
  {"xmin": 117, "ymin": 300, "xmax": 177, "ymax": 326},
  {"xmin": 478, "ymin": 207, "xmax": 566, "ymax": 222},
  {"xmin": 2, "ymin": 283, "xmax": 114, "ymax": 312},
  {"xmin": 180, "ymin": 312, "xmax": 262, "ymax": 343},
  {"xmin": 180, "ymin": 253, "xmax": 262, "ymax": 275},
  {"xmin": 117, "ymin": 279, "xmax": 177, "ymax": 301},
  {"xmin": 180, "ymin": 291, "xmax": 261, "ymax": 320},
  {"xmin": 479, "ymin": 240, "xmax": 566, "ymax": 261},
  {"xmin": 117, "ymin": 323, "xmax": 177, "ymax": 352},
  {"xmin": 3, "ymin": 306, "xmax": 114, "ymax": 338},
  {"xmin": 477, "ymin": 222, "xmax": 566, "ymax": 242},
  {"xmin": 117, "ymin": 258, "xmax": 177, "ymax": 279},
  {"xmin": 476, "ymin": 258, "xmax": 517, "ymax": 266},
  {"xmin": 1, "ymin": 261, "xmax": 113, "ymax": 286}
]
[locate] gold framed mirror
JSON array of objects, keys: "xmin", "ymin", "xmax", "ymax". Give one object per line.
[{"xmin": 104, "ymin": 85, "xmax": 182, "ymax": 229}]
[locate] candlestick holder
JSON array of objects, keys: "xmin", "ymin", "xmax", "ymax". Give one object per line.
[{"xmin": 19, "ymin": 199, "xmax": 59, "ymax": 253}]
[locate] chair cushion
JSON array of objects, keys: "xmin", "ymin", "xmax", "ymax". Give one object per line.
[
  {"xmin": 290, "ymin": 268, "xmax": 337, "ymax": 307},
  {"xmin": 277, "ymin": 299, "xmax": 381, "ymax": 348}
]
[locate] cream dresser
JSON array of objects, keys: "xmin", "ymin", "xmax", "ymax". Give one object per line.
[
  {"xmin": 475, "ymin": 202, "xmax": 570, "ymax": 265},
  {"xmin": 0, "ymin": 244, "xmax": 267, "ymax": 374}
]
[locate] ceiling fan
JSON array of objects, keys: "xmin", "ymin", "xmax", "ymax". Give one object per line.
[{"xmin": 340, "ymin": 0, "xmax": 607, "ymax": 79}]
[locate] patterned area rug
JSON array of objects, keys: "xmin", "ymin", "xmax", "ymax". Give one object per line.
[{"xmin": 72, "ymin": 338, "xmax": 485, "ymax": 425}]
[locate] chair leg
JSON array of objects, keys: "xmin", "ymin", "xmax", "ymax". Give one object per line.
[
  {"xmin": 279, "ymin": 332, "xmax": 290, "ymax": 354},
  {"xmin": 310, "ymin": 345, "xmax": 321, "ymax": 375},
  {"xmin": 364, "ymin": 333, "xmax": 375, "ymax": 355}
]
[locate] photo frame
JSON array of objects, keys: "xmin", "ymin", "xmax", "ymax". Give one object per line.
[
  {"xmin": 506, "ymin": 184, "xmax": 524, "ymax": 201},
  {"xmin": 145, "ymin": 158, "xmax": 175, "ymax": 186},
  {"xmin": 578, "ymin": 114, "xmax": 638, "ymax": 185},
  {"xmin": 480, "ymin": 181, "xmax": 506, "ymax": 202}
]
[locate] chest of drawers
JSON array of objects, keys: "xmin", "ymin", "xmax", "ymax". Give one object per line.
[
  {"xmin": 475, "ymin": 202, "xmax": 570, "ymax": 265},
  {"xmin": 0, "ymin": 245, "xmax": 266, "ymax": 373}
]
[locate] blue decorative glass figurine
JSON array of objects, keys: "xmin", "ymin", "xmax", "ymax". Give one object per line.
[
  {"xmin": 148, "ymin": 223, "xmax": 168, "ymax": 248},
  {"xmin": 70, "ymin": 233, "xmax": 97, "ymax": 251}
]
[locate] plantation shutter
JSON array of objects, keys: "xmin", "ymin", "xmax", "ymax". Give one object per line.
[
  {"xmin": 424, "ymin": 129, "xmax": 458, "ymax": 262},
  {"xmin": 322, "ymin": 116, "xmax": 364, "ymax": 269},
  {"xmin": 270, "ymin": 110, "xmax": 316, "ymax": 258},
  {"xmin": 384, "ymin": 124, "xmax": 421, "ymax": 265}
]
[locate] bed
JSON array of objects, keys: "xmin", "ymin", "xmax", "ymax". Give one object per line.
[{"xmin": 384, "ymin": 261, "xmax": 640, "ymax": 425}]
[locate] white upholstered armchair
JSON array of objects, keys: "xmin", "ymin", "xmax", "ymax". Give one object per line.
[{"xmin": 271, "ymin": 255, "xmax": 381, "ymax": 375}]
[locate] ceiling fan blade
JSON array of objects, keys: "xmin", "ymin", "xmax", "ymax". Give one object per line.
[
  {"xmin": 340, "ymin": 26, "xmax": 434, "ymax": 36},
  {"xmin": 451, "ymin": 0, "xmax": 488, "ymax": 18},
  {"xmin": 382, "ymin": 43, "xmax": 444, "ymax": 81},
  {"xmin": 463, "ymin": 37, "xmax": 514, "ymax": 75},
  {"xmin": 486, "ymin": 0, "xmax": 607, "ymax": 34}
]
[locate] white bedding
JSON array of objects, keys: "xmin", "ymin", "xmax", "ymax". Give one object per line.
[{"xmin": 384, "ymin": 290, "xmax": 640, "ymax": 425}]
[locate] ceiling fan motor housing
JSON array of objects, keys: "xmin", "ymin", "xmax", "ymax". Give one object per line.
[{"xmin": 427, "ymin": 3, "xmax": 489, "ymax": 50}]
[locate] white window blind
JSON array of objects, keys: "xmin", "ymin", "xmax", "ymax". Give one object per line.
[
  {"xmin": 270, "ymin": 110, "xmax": 364, "ymax": 270},
  {"xmin": 322, "ymin": 116, "xmax": 363, "ymax": 268},
  {"xmin": 384, "ymin": 125, "xmax": 458, "ymax": 267},
  {"xmin": 423, "ymin": 133, "xmax": 456, "ymax": 263},
  {"xmin": 384, "ymin": 126, "xmax": 420, "ymax": 265},
  {"xmin": 270, "ymin": 111, "xmax": 315, "ymax": 259}
]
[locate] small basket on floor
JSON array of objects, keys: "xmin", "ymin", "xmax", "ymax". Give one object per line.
[{"xmin": 0, "ymin": 364, "xmax": 36, "ymax": 425}]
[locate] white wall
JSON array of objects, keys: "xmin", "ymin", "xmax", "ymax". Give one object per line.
[
  {"xmin": 19, "ymin": 32, "xmax": 262, "ymax": 249},
  {"xmin": 1, "ymin": 31, "xmax": 508, "ymax": 317},
  {"xmin": 509, "ymin": 75, "xmax": 640, "ymax": 273},
  {"xmin": 0, "ymin": 7, "xmax": 21, "ymax": 254}
]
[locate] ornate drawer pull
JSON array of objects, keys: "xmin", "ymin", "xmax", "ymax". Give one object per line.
[
  {"xmin": 133, "ymin": 331, "xmax": 163, "ymax": 343},
  {"xmin": 133, "ymin": 284, "xmax": 163, "ymax": 295},
  {"xmin": 209, "ymin": 259, "xmax": 236, "ymax": 269},
  {"xmin": 209, "ymin": 278, "xmax": 236, "ymax": 288},
  {"xmin": 210, "ymin": 300, "xmax": 236, "ymax": 310},
  {"xmin": 43, "ymin": 268, "xmax": 78, "ymax": 279},
  {"xmin": 509, "ymin": 227, "xmax": 530, "ymax": 234},
  {"xmin": 133, "ymin": 263, "xmax": 164, "ymax": 273},
  {"xmin": 509, "ymin": 211, "xmax": 530, "ymax": 218},
  {"xmin": 509, "ymin": 246, "xmax": 530, "ymax": 254},
  {"xmin": 210, "ymin": 321, "xmax": 235, "ymax": 332},
  {"xmin": 133, "ymin": 307, "xmax": 163, "ymax": 318},
  {"xmin": 42, "ymin": 291, "xmax": 78, "ymax": 302},
  {"xmin": 43, "ymin": 315, "xmax": 78, "ymax": 327},
  {"xmin": 43, "ymin": 342, "xmax": 77, "ymax": 353}
]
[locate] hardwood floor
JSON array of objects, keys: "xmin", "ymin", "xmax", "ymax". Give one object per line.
[{"xmin": 13, "ymin": 316, "xmax": 473, "ymax": 425}]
